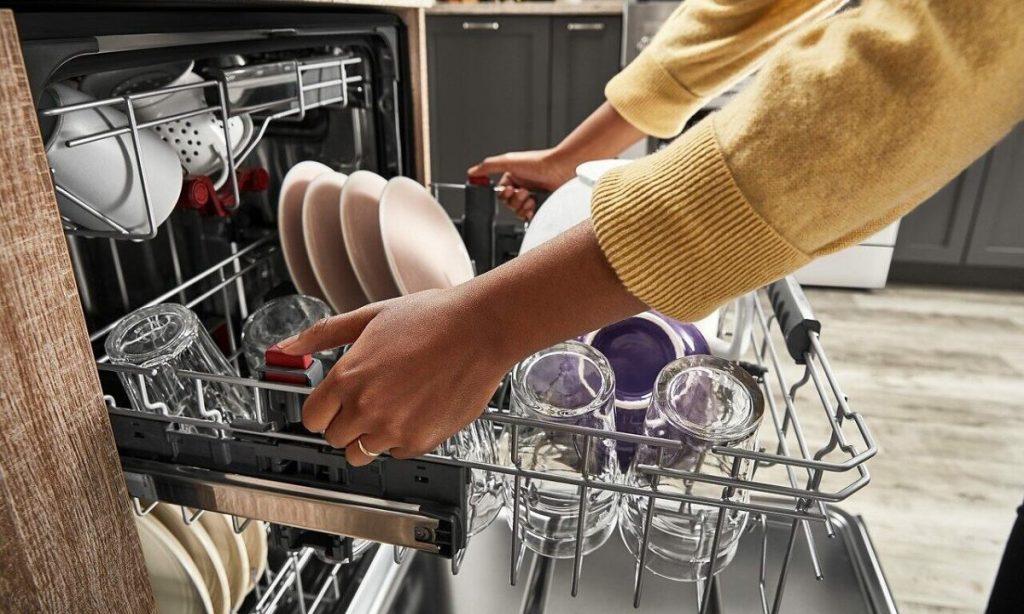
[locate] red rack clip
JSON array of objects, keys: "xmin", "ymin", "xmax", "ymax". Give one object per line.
[{"xmin": 177, "ymin": 167, "xmax": 270, "ymax": 217}]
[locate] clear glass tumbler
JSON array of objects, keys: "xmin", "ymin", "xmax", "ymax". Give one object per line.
[
  {"xmin": 441, "ymin": 418, "xmax": 504, "ymax": 538},
  {"xmin": 505, "ymin": 340, "xmax": 619, "ymax": 559},
  {"xmin": 106, "ymin": 303, "xmax": 254, "ymax": 422},
  {"xmin": 240, "ymin": 294, "xmax": 332, "ymax": 372},
  {"xmin": 619, "ymin": 355, "xmax": 764, "ymax": 581}
]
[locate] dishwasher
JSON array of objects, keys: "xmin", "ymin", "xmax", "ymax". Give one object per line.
[{"xmin": 14, "ymin": 4, "xmax": 896, "ymax": 613}]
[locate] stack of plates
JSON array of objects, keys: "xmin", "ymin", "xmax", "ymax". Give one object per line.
[
  {"xmin": 133, "ymin": 503, "xmax": 268, "ymax": 614},
  {"xmin": 278, "ymin": 163, "xmax": 475, "ymax": 312}
]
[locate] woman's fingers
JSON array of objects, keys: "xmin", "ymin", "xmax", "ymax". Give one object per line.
[
  {"xmin": 346, "ymin": 433, "xmax": 393, "ymax": 467},
  {"xmin": 321, "ymin": 403, "xmax": 364, "ymax": 449},
  {"xmin": 301, "ymin": 367, "xmax": 348, "ymax": 434},
  {"xmin": 278, "ymin": 303, "xmax": 383, "ymax": 356}
]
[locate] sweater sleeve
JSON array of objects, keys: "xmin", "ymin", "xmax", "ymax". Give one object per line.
[
  {"xmin": 591, "ymin": 0, "xmax": 1024, "ymax": 321},
  {"xmin": 606, "ymin": 0, "xmax": 846, "ymax": 138}
]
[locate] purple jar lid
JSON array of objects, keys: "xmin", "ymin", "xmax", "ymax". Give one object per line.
[{"xmin": 585, "ymin": 311, "xmax": 709, "ymax": 410}]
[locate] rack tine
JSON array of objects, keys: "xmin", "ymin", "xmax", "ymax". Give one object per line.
[
  {"xmin": 131, "ymin": 497, "xmax": 158, "ymax": 517},
  {"xmin": 122, "ymin": 95, "xmax": 158, "ymax": 240},
  {"xmin": 510, "ymin": 422, "xmax": 524, "ymax": 586},
  {"xmin": 451, "ymin": 546, "xmax": 468, "ymax": 575},
  {"xmin": 631, "ymin": 491, "xmax": 657, "ymax": 609},
  {"xmin": 108, "ymin": 239, "xmax": 130, "ymax": 312},
  {"xmin": 307, "ymin": 563, "xmax": 342, "ymax": 614},
  {"xmin": 698, "ymin": 456, "xmax": 742, "ymax": 614},
  {"xmin": 180, "ymin": 505, "xmax": 204, "ymax": 526},
  {"xmin": 569, "ymin": 435, "xmax": 593, "ymax": 597},
  {"xmin": 231, "ymin": 515, "xmax": 252, "ymax": 534},
  {"xmin": 758, "ymin": 515, "xmax": 770, "ymax": 614},
  {"xmin": 216, "ymin": 81, "xmax": 241, "ymax": 211},
  {"xmin": 290, "ymin": 551, "xmax": 308, "ymax": 614},
  {"xmin": 770, "ymin": 519, "xmax": 800, "ymax": 614},
  {"xmin": 510, "ymin": 473, "xmax": 524, "ymax": 586},
  {"xmin": 392, "ymin": 546, "xmax": 408, "ymax": 565},
  {"xmin": 632, "ymin": 446, "xmax": 663, "ymax": 609}
]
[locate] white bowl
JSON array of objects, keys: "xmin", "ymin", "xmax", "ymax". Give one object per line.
[{"xmin": 43, "ymin": 83, "xmax": 182, "ymax": 234}]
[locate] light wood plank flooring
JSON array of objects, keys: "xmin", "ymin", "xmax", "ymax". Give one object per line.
[{"xmin": 803, "ymin": 284, "xmax": 1024, "ymax": 614}]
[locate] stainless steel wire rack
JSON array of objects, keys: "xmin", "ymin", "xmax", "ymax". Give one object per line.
[
  {"xmin": 84, "ymin": 238, "xmax": 878, "ymax": 614},
  {"xmin": 40, "ymin": 56, "xmax": 364, "ymax": 241}
]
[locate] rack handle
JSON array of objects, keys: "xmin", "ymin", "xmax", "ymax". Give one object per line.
[
  {"xmin": 567, "ymin": 22, "xmax": 606, "ymax": 32},
  {"xmin": 766, "ymin": 276, "xmax": 820, "ymax": 364},
  {"xmin": 463, "ymin": 21, "xmax": 500, "ymax": 31}
]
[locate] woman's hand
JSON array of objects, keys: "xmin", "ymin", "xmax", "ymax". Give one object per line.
[
  {"xmin": 279, "ymin": 222, "xmax": 646, "ymax": 468},
  {"xmin": 277, "ymin": 289, "xmax": 517, "ymax": 467},
  {"xmin": 467, "ymin": 148, "xmax": 575, "ymax": 221},
  {"xmin": 467, "ymin": 102, "xmax": 645, "ymax": 220}
]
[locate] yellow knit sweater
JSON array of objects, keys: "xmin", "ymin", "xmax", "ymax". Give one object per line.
[{"xmin": 592, "ymin": 0, "xmax": 1024, "ymax": 321}]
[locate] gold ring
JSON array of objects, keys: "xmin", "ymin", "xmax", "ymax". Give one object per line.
[{"xmin": 356, "ymin": 438, "xmax": 380, "ymax": 458}]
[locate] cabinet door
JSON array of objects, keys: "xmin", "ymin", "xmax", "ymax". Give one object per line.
[
  {"xmin": 427, "ymin": 16, "xmax": 550, "ymax": 214},
  {"xmin": 965, "ymin": 124, "xmax": 1024, "ymax": 268},
  {"xmin": 549, "ymin": 16, "xmax": 623, "ymax": 143},
  {"xmin": 893, "ymin": 156, "xmax": 985, "ymax": 264}
]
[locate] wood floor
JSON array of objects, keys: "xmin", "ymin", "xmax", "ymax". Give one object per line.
[{"xmin": 802, "ymin": 284, "xmax": 1024, "ymax": 614}]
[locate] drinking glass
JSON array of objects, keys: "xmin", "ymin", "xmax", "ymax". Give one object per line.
[
  {"xmin": 440, "ymin": 418, "xmax": 504, "ymax": 538},
  {"xmin": 106, "ymin": 303, "xmax": 254, "ymax": 422},
  {"xmin": 240, "ymin": 295, "xmax": 332, "ymax": 372},
  {"xmin": 504, "ymin": 340, "xmax": 619, "ymax": 559},
  {"xmin": 619, "ymin": 355, "xmax": 764, "ymax": 581}
]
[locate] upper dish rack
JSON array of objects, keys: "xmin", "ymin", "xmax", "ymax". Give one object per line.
[
  {"xmin": 86, "ymin": 237, "xmax": 878, "ymax": 614},
  {"xmin": 39, "ymin": 55, "xmax": 364, "ymax": 241}
]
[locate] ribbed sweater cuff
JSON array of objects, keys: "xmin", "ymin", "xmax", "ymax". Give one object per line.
[
  {"xmin": 590, "ymin": 121, "xmax": 810, "ymax": 322},
  {"xmin": 605, "ymin": 52, "xmax": 704, "ymax": 140}
]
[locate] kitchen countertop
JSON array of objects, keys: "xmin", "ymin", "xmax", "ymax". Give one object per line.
[{"xmin": 427, "ymin": 1, "xmax": 623, "ymax": 16}]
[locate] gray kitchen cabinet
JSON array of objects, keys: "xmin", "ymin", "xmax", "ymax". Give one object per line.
[
  {"xmin": 427, "ymin": 15, "xmax": 551, "ymax": 213},
  {"xmin": 549, "ymin": 16, "xmax": 623, "ymax": 143},
  {"xmin": 965, "ymin": 124, "xmax": 1024, "ymax": 267},
  {"xmin": 427, "ymin": 14, "xmax": 622, "ymax": 217},
  {"xmin": 892, "ymin": 156, "xmax": 985, "ymax": 264}
]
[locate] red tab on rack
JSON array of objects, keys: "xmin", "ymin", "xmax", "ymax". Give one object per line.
[
  {"xmin": 266, "ymin": 344, "xmax": 313, "ymax": 369},
  {"xmin": 262, "ymin": 369, "xmax": 311, "ymax": 385},
  {"xmin": 467, "ymin": 175, "xmax": 490, "ymax": 187}
]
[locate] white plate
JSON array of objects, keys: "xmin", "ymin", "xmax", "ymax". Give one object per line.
[
  {"xmin": 151, "ymin": 504, "xmax": 232, "ymax": 614},
  {"xmin": 279, "ymin": 161, "xmax": 333, "ymax": 300},
  {"xmin": 198, "ymin": 513, "xmax": 251, "ymax": 613},
  {"xmin": 340, "ymin": 170, "xmax": 399, "ymax": 302},
  {"xmin": 135, "ymin": 511, "xmax": 214, "ymax": 614},
  {"xmin": 241, "ymin": 521, "xmax": 269, "ymax": 591},
  {"xmin": 378, "ymin": 176, "xmax": 474, "ymax": 294},
  {"xmin": 520, "ymin": 159, "xmax": 631, "ymax": 254},
  {"xmin": 302, "ymin": 171, "xmax": 370, "ymax": 313}
]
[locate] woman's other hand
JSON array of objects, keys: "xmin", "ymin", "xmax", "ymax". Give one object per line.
[{"xmin": 467, "ymin": 149, "xmax": 575, "ymax": 221}]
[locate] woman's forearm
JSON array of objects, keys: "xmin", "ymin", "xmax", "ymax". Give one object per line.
[
  {"xmin": 458, "ymin": 220, "xmax": 647, "ymax": 365},
  {"xmin": 553, "ymin": 101, "xmax": 646, "ymax": 167}
]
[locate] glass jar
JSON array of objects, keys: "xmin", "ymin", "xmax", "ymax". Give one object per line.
[
  {"xmin": 240, "ymin": 295, "xmax": 333, "ymax": 372},
  {"xmin": 619, "ymin": 355, "xmax": 764, "ymax": 581},
  {"xmin": 441, "ymin": 418, "xmax": 504, "ymax": 538},
  {"xmin": 505, "ymin": 340, "xmax": 619, "ymax": 559},
  {"xmin": 106, "ymin": 303, "xmax": 253, "ymax": 422}
]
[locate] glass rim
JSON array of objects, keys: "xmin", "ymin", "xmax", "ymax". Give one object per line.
[
  {"xmin": 511, "ymin": 340, "xmax": 615, "ymax": 419},
  {"xmin": 653, "ymin": 354, "xmax": 765, "ymax": 443}
]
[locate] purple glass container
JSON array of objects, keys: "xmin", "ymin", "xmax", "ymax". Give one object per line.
[{"xmin": 584, "ymin": 311, "xmax": 709, "ymax": 465}]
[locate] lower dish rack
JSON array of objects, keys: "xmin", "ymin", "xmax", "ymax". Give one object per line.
[{"xmin": 92, "ymin": 236, "xmax": 880, "ymax": 614}]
